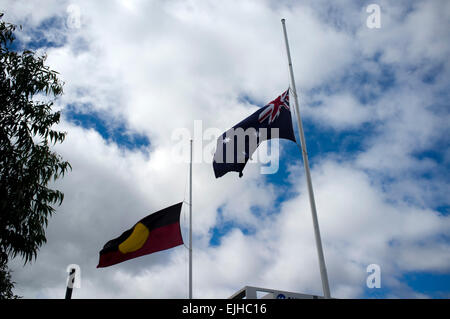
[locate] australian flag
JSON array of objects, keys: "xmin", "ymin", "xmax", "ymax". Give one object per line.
[{"xmin": 213, "ymin": 89, "xmax": 297, "ymax": 178}]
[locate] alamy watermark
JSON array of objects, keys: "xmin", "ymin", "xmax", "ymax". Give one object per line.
[
  {"xmin": 366, "ymin": 264, "xmax": 381, "ymax": 288},
  {"xmin": 366, "ymin": 4, "xmax": 381, "ymax": 29},
  {"xmin": 66, "ymin": 264, "xmax": 81, "ymax": 289},
  {"xmin": 171, "ymin": 120, "xmax": 281, "ymax": 175},
  {"xmin": 66, "ymin": 4, "xmax": 81, "ymax": 29}
]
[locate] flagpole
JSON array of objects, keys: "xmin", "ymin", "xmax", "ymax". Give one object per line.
[
  {"xmin": 281, "ymin": 18, "xmax": 331, "ymax": 299},
  {"xmin": 189, "ymin": 138, "xmax": 193, "ymax": 299}
]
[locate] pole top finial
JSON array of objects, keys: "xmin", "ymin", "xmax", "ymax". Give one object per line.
[{"xmin": 281, "ymin": 18, "xmax": 285, "ymax": 22}]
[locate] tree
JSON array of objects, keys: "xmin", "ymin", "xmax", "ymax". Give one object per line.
[
  {"xmin": 0, "ymin": 263, "xmax": 17, "ymax": 299},
  {"xmin": 0, "ymin": 13, "xmax": 71, "ymax": 298}
]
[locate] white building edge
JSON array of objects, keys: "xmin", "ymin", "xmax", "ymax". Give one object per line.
[{"xmin": 229, "ymin": 286, "xmax": 324, "ymax": 299}]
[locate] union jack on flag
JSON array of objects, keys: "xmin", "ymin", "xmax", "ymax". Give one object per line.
[{"xmin": 258, "ymin": 90, "xmax": 290, "ymax": 125}]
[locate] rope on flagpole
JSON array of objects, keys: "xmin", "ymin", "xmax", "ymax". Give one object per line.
[
  {"xmin": 189, "ymin": 138, "xmax": 193, "ymax": 299},
  {"xmin": 289, "ymin": 87, "xmax": 306, "ymax": 155}
]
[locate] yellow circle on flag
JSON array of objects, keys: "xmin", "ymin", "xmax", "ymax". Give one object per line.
[{"xmin": 118, "ymin": 222, "xmax": 150, "ymax": 254}]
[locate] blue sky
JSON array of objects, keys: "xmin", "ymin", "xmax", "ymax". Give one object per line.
[
  {"xmin": 3, "ymin": 0, "xmax": 449, "ymax": 299},
  {"xmin": 64, "ymin": 104, "xmax": 150, "ymax": 151}
]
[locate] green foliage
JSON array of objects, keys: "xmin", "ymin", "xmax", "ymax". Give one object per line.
[
  {"xmin": 0, "ymin": 264, "xmax": 19, "ymax": 299},
  {"xmin": 0, "ymin": 13, "xmax": 71, "ymax": 297}
]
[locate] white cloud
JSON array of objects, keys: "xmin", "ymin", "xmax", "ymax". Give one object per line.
[{"xmin": 304, "ymin": 92, "xmax": 371, "ymax": 129}]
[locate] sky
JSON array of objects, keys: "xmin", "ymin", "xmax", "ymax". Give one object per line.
[{"xmin": 1, "ymin": 0, "xmax": 449, "ymax": 299}]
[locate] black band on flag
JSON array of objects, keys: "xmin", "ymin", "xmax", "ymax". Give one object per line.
[{"xmin": 97, "ymin": 202, "xmax": 184, "ymax": 268}]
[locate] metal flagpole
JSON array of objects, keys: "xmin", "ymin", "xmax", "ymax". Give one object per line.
[
  {"xmin": 281, "ymin": 18, "xmax": 331, "ymax": 299},
  {"xmin": 189, "ymin": 139, "xmax": 193, "ymax": 299}
]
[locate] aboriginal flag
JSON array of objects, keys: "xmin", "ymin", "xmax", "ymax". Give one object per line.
[{"xmin": 97, "ymin": 202, "xmax": 184, "ymax": 268}]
